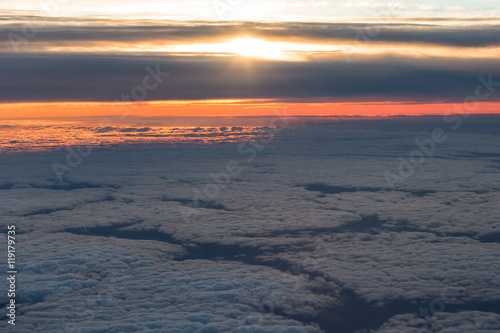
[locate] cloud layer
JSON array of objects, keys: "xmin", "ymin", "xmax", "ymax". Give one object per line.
[
  {"xmin": 1, "ymin": 53, "xmax": 499, "ymax": 102},
  {"xmin": 1, "ymin": 117, "xmax": 499, "ymax": 331}
]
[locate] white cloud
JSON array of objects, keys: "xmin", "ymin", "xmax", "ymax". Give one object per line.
[{"xmin": 1, "ymin": 121, "xmax": 500, "ymax": 331}]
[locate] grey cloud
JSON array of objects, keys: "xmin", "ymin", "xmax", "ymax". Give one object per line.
[
  {"xmin": 1, "ymin": 54, "xmax": 499, "ymax": 102},
  {"xmin": 1, "ymin": 118, "xmax": 500, "ymax": 332},
  {"xmin": 374, "ymin": 311, "xmax": 500, "ymax": 332},
  {"xmin": 2, "ymin": 19, "xmax": 500, "ymax": 47},
  {"xmin": 117, "ymin": 127, "xmax": 152, "ymax": 132}
]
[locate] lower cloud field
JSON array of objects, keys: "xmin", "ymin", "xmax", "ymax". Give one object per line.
[{"xmin": 1, "ymin": 116, "xmax": 500, "ymax": 332}]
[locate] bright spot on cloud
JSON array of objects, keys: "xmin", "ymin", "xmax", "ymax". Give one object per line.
[
  {"xmin": 226, "ymin": 36, "xmax": 285, "ymax": 59},
  {"xmin": 171, "ymin": 36, "xmax": 342, "ymax": 60}
]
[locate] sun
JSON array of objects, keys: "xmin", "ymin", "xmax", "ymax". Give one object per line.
[
  {"xmin": 169, "ymin": 36, "xmax": 343, "ymax": 60},
  {"xmin": 226, "ymin": 37, "xmax": 285, "ymax": 60},
  {"xmin": 170, "ymin": 36, "xmax": 291, "ymax": 60}
]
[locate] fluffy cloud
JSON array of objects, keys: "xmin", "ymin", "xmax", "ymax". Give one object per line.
[
  {"xmin": 1, "ymin": 117, "xmax": 499, "ymax": 331},
  {"xmin": 374, "ymin": 311, "xmax": 500, "ymax": 332}
]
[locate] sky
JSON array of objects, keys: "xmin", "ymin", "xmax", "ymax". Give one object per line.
[
  {"xmin": 1, "ymin": 0, "xmax": 500, "ymax": 117},
  {"xmin": 3, "ymin": 0, "xmax": 500, "ymax": 21}
]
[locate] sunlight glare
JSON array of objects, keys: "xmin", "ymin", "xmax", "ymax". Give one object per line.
[{"xmin": 227, "ymin": 36, "xmax": 285, "ymax": 59}]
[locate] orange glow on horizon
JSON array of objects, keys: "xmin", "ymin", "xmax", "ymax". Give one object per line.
[{"xmin": 0, "ymin": 100, "xmax": 499, "ymax": 118}]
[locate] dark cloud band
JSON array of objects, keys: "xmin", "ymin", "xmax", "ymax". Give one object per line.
[
  {"xmin": 1, "ymin": 54, "xmax": 499, "ymax": 102},
  {"xmin": 2, "ymin": 19, "xmax": 500, "ymax": 47}
]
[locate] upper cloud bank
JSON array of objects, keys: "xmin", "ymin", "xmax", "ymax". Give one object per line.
[
  {"xmin": 1, "ymin": 17, "xmax": 500, "ymax": 104},
  {"xmin": 2, "ymin": 19, "xmax": 500, "ymax": 48}
]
